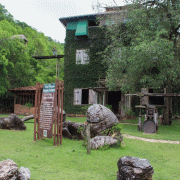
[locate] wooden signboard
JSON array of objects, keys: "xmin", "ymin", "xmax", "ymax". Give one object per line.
[
  {"xmin": 34, "ymin": 80, "xmax": 64, "ymax": 145},
  {"xmin": 39, "ymin": 83, "xmax": 55, "ymax": 138}
]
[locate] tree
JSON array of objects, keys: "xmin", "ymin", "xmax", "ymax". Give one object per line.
[
  {"xmin": 0, "ymin": 3, "xmax": 64, "ymax": 111},
  {"xmin": 0, "ymin": 37, "xmax": 36, "ymax": 92},
  {"xmin": 0, "ymin": 47, "xmax": 9, "ymax": 95},
  {"xmin": 103, "ymin": 0, "xmax": 180, "ymax": 125}
]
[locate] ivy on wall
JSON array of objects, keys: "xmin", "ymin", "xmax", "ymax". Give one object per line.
[{"xmin": 64, "ymin": 27, "xmax": 108, "ymax": 114}]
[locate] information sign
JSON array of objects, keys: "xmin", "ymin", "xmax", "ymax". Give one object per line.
[{"xmin": 39, "ymin": 83, "xmax": 55, "ymax": 138}]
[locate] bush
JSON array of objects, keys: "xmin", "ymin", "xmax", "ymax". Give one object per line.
[{"xmin": 99, "ymin": 123, "xmax": 123, "ymax": 149}]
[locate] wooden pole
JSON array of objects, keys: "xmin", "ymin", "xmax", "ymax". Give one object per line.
[
  {"xmin": 56, "ymin": 59, "xmax": 57, "ymax": 78},
  {"xmin": 54, "ymin": 80, "xmax": 58, "ymax": 146},
  {"xmin": 86, "ymin": 123, "xmax": 91, "ymax": 154},
  {"xmin": 34, "ymin": 82, "xmax": 39, "ymax": 141},
  {"xmin": 37, "ymin": 84, "xmax": 41, "ymax": 139},
  {"xmin": 60, "ymin": 81, "xmax": 64, "ymax": 145},
  {"xmin": 138, "ymin": 109, "xmax": 142, "ymax": 131},
  {"xmin": 57, "ymin": 80, "xmax": 60, "ymax": 145}
]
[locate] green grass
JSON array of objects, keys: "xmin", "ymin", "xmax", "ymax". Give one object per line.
[
  {"xmin": 0, "ymin": 114, "xmax": 180, "ymax": 180},
  {"xmin": 66, "ymin": 117, "xmax": 86, "ymax": 124},
  {"xmin": 120, "ymin": 117, "xmax": 180, "ymax": 141}
]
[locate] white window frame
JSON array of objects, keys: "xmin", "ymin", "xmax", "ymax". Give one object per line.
[
  {"xmin": 74, "ymin": 88, "xmax": 82, "ymax": 105},
  {"xmin": 74, "ymin": 88, "xmax": 97, "ymax": 105},
  {"xmin": 76, "ymin": 49, "xmax": 89, "ymax": 65},
  {"xmin": 89, "ymin": 89, "xmax": 97, "ymax": 104}
]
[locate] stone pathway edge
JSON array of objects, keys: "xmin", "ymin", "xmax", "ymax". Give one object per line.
[{"xmin": 123, "ymin": 134, "xmax": 180, "ymax": 144}]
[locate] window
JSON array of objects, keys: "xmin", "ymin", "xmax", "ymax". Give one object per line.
[
  {"xmin": 88, "ymin": 20, "xmax": 99, "ymax": 27},
  {"xmin": 82, "ymin": 89, "xmax": 89, "ymax": 104},
  {"xmin": 76, "ymin": 49, "xmax": 89, "ymax": 64},
  {"xmin": 74, "ymin": 88, "xmax": 97, "ymax": 105}
]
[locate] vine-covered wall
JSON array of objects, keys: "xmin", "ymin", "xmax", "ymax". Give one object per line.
[{"xmin": 64, "ymin": 27, "xmax": 107, "ymax": 114}]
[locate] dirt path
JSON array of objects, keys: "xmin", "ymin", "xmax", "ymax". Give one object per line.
[{"xmin": 123, "ymin": 134, "xmax": 180, "ymax": 144}]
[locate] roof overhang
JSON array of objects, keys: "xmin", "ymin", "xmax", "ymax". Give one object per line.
[
  {"xmin": 92, "ymin": 87, "xmax": 109, "ymax": 92},
  {"xmin": 59, "ymin": 13, "xmax": 106, "ymax": 28}
]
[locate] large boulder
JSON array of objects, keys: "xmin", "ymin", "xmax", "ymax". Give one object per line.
[
  {"xmin": 0, "ymin": 159, "xmax": 31, "ymax": 180},
  {"xmin": 0, "ymin": 114, "xmax": 26, "ymax": 130},
  {"xmin": 90, "ymin": 136, "xmax": 118, "ymax": 149},
  {"xmin": 117, "ymin": 156, "xmax": 154, "ymax": 180},
  {"xmin": 62, "ymin": 104, "xmax": 120, "ymax": 139},
  {"xmin": 62, "ymin": 121, "xmax": 84, "ymax": 140},
  {"xmin": 87, "ymin": 104, "xmax": 119, "ymax": 137},
  {"xmin": 0, "ymin": 159, "xmax": 18, "ymax": 180},
  {"xmin": 18, "ymin": 167, "xmax": 31, "ymax": 180}
]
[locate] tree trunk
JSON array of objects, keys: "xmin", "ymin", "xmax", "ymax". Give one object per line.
[{"xmin": 21, "ymin": 115, "xmax": 34, "ymax": 122}]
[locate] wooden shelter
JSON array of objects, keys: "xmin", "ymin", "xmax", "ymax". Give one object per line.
[
  {"xmin": 9, "ymin": 54, "xmax": 64, "ymax": 115},
  {"xmin": 10, "ymin": 85, "xmax": 43, "ymax": 115}
]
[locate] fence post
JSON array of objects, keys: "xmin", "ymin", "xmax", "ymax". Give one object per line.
[{"xmin": 86, "ymin": 122, "xmax": 91, "ymax": 154}]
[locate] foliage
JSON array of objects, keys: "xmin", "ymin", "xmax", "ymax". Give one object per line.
[
  {"xmin": 102, "ymin": 0, "xmax": 180, "ymax": 124},
  {"xmin": 81, "ymin": 105, "xmax": 91, "ymax": 115},
  {"xmin": 64, "ymin": 27, "xmax": 107, "ymax": 114},
  {"xmin": 99, "ymin": 123, "xmax": 123, "ymax": 149},
  {"xmin": 100, "ymin": 123, "xmax": 123, "ymax": 136},
  {"xmin": 104, "ymin": 1, "xmax": 180, "ymax": 93},
  {"xmin": 125, "ymin": 109, "xmax": 135, "ymax": 119},
  {"xmin": 105, "ymin": 104, "xmax": 112, "ymax": 110},
  {"xmin": 0, "ymin": 3, "xmax": 64, "ymax": 109},
  {"xmin": 0, "ymin": 115, "xmax": 180, "ymax": 180},
  {"xmin": 25, "ymin": 102, "xmax": 33, "ymax": 110}
]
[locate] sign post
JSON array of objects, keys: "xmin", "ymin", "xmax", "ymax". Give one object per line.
[
  {"xmin": 34, "ymin": 80, "xmax": 64, "ymax": 145},
  {"xmin": 39, "ymin": 83, "xmax": 55, "ymax": 138}
]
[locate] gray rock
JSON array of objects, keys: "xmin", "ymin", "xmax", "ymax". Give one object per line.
[
  {"xmin": 117, "ymin": 156, "xmax": 154, "ymax": 180},
  {"xmin": 0, "ymin": 159, "xmax": 18, "ymax": 180},
  {"xmin": 18, "ymin": 167, "xmax": 31, "ymax": 180},
  {"xmin": 91, "ymin": 136, "xmax": 118, "ymax": 149},
  {"xmin": 87, "ymin": 104, "xmax": 118, "ymax": 123},
  {"xmin": 0, "ymin": 159, "xmax": 31, "ymax": 180},
  {"xmin": 87, "ymin": 104, "xmax": 119, "ymax": 137},
  {"xmin": 62, "ymin": 121, "xmax": 84, "ymax": 139},
  {"xmin": 62, "ymin": 105, "xmax": 120, "ymax": 139},
  {"xmin": 0, "ymin": 114, "xmax": 26, "ymax": 130}
]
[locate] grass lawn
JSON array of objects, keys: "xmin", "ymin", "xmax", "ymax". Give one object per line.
[
  {"xmin": 0, "ymin": 114, "xmax": 180, "ymax": 180},
  {"xmin": 120, "ymin": 118, "xmax": 180, "ymax": 141}
]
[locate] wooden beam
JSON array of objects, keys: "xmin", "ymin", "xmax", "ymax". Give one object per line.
[
  {"xmin": 32, "ymin": 55, "xmax": 64, "ymax": 59},
  {"xmin": 126, "ymin": 93, "xmax": 180, "ymax": 97},
  {"xmin": 144, "ymin": 93, "xmax": 180, "ymax": 97}
]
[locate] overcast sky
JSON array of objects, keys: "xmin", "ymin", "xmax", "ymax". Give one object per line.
[{"xmin": 1, "ymin": 0, "xmax": 125, "ymax": 43}]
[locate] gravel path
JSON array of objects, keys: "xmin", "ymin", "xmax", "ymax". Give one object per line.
[{"xmin": 123, "ymin": 134, "xmax": 180, "ymax": 144}]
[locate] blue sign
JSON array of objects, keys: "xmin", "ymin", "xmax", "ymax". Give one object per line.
[{"xmin": 43, "ymin": 83, "xmax": 55, "ymax": 93}]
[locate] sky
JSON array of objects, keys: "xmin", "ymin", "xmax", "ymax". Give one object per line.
[{"xmin": 1, "ymin": 0, "xmax": 125, "ymax": 43}]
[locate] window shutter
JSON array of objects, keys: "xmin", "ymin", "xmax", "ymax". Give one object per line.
[
  {"xmin": 76, "ymin": 50, "xmax": 89, "ymax": 64},
  {"xmin": 74, "ymin": 88, "xmax": 82, "ymax": 105},
  {"xmin": 76, "ymin": 50, "xmax": 82, "ymax": 64},
  {"xmin": 89, "ymin": 89, "xmax": 97, "ymax": 104},
  {"xmin": 82, "ymin": 50, "xmax": 89, "ymax": 64}
]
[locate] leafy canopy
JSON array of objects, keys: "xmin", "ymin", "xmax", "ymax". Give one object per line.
[
  {"xmin": 0, "ymin": 3, "xmax": 64, "ymax": 97},
  {"xmin": 104, "ymin": 0, "xmax": 180, "ymax": 93}
]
